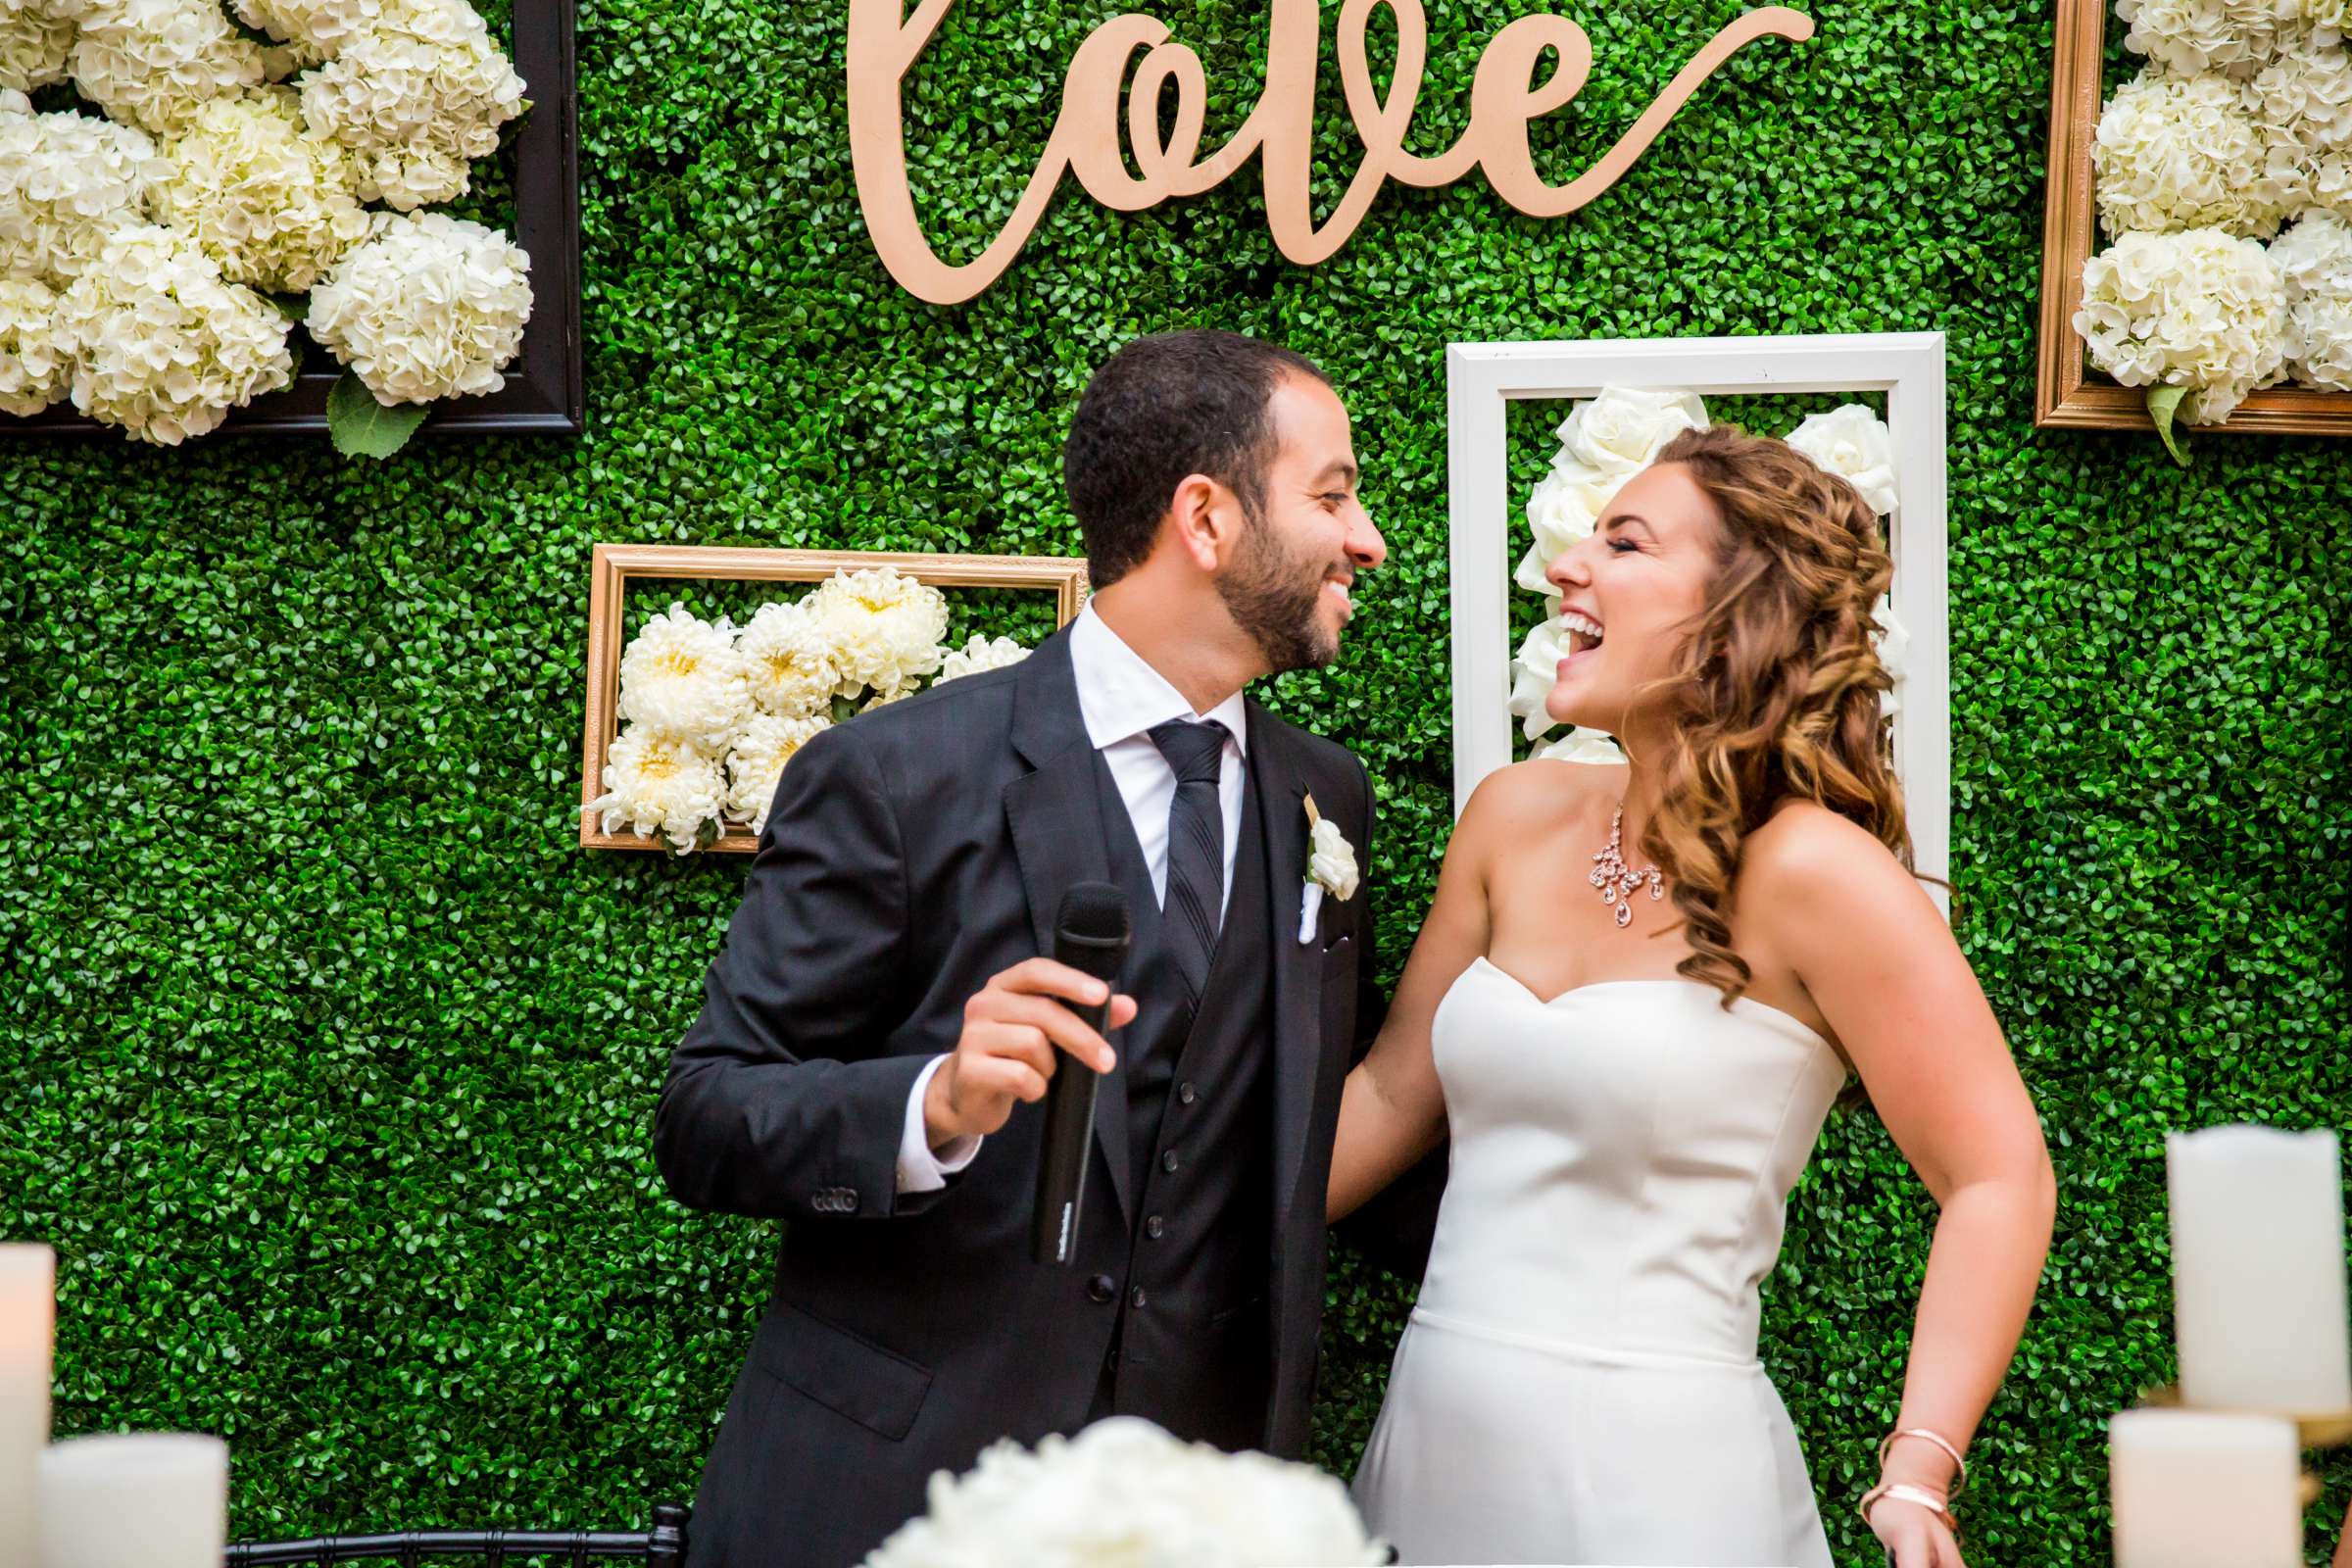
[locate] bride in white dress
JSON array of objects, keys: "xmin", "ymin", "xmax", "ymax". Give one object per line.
[{"xmin": 1329, "ymin": 425, "xmax": 2055, "ymax": 1568}]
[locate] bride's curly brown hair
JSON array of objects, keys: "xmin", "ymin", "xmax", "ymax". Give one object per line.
[{"xmin": 1635, "ymin": 423, "xmax": 1912, "ymax": 1007}]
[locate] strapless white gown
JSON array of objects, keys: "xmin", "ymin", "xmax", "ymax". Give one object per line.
[{"xmin": 1351, "ymin": 957, "xmax": 1845, "ymax": 1568}]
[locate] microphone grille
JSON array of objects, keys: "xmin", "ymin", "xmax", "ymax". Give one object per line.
[{"xmin": 1055, "ymin": 881, "xmax": 1130, "ymax": 944}]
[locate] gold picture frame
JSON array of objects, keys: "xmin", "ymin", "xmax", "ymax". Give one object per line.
[
  {"xmin": 2035, "ymin": 0, "xmax": 2352, "ymax": 435},
  {"xmin": 579, "ymin": 543, "xmax": 1091, "ymax": 855}
]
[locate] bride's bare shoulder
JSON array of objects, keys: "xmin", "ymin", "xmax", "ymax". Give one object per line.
[{"xmin": 1456, "ymin": 758, "xmax": 1624, "ymax": 850}]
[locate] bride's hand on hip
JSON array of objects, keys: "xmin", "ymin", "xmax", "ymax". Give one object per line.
[{"xmin": 1869, "ymin": 1495, "xmax": 1964, "ymax": 1568}]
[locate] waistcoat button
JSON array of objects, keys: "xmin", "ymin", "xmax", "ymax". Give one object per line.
[{"xmin": 1086, "ymin": 1273, "xmax": 1116, "ymax": 1304}]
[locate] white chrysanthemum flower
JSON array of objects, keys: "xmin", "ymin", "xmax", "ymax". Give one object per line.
[
  {"xmin": 935, "ymin": 633, "xmax": 1028, "ymax": 683},
  {"xmin": 724, "ymin": 711, "xmax": 830, "ymax": 834},
  {"xmin": 1551, "ymin": 385, "xmax": 1708, "ymax": 478},
  {"xmin": 299, "ymin": 0, "xmax": 524, "ymax": 210},
  {"xmin": 229, "ymin": 0, "xmax": 394, "ymax": 65},
  {"xmin": 586, "ymin": 723, "xmax": 725, "ymax": 854},
  {"xmin": 1511, "ymin": 460, "xmax": 1615, "ymax": 594},
  {"xmin": 52, "ymin": 223, "xmax": 292, "ymax": 443},
  {"xmin": 2118, "ymin": 0, "xmax": 2294, "ymax": 75},
  {"xmin": 1784, "ymin": 404, "xmax": 1899, "ymax": 516},
  {"xmin": 1536, "ymin": 727, "xmax": 1623, "ymax": 765},
  {"xmin": 0, "ymin": 0, "xmax": 74, "ymax": 91},
  {"xmin": 0, "ymin": 272, "xmax": 66, "ymax": 414},
  {"xmin": 0, "ymin": 94, "xmax": 165, "ymax": 282},
  {"xmin": 615, "ymin": 602, "xmax": 753, "ymax": 750},
  {"xmin": 2075, "ymin": 227, "xmax": 2286, "ymax": 423},
  {"xmin": 864, "ymin": 1417, "xmax": 1386, "ymax": 1568},
  {"xmin": 68, "ymin": 0, "xmax": 268, "ymax": 134},
  {"xmin": 308, "ymin": 211, "xmax": 531, "ymax": 404},
  {"xmin": 2094, "ymin": 71, "xmax": 2297, "ymax": 239},
  {"xmin": 154, "ymin": 86, "xmax": 368, "ymax": 291},
  {"xmin": 735, "ymin": 598, "xmax": 838, "ymax": 718},
  {"xmin": 1506, "ymin": 616, "xmax": 1573, "ymax": 742},
  {"xmin": 808, "ymin": 567, "xmax": 949, "ymax": 698}
]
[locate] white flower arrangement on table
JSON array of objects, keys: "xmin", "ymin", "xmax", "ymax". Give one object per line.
[
  {"xmin": 2081, "ymin": 0, "xmax": 2352, "ymax": 457},
  {"xmin": 1505, "ymin": 388, "xmax": 1910, "ymax": 766},
  {"xmin": 0, "ymin": 0, "xmax": 527, "ymax": 453},
  {"xmin": 859, "ymin": 1416, "xmax": 1388, "ymax": 1568},
  {"xmin": 588, "ymin": 567, "xmax": 1036, "ymax": 854}
]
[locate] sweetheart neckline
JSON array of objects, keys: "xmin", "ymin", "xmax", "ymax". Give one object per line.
[{"xmin": 1464, "ymin": 956, "xmax": 1837, "ymax": 1051}]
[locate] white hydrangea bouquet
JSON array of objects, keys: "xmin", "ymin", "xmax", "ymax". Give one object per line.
[
  {"xmin": 860, "ymin": 1417, "xmax": 1390, "ymax": 1568},
  {"xmin": 587, "ymin": 566, "xmax": 1031, "ymax": 854},
  {"xmin": 1507, "ymin": 387, "xmax": 1910, "ymax": 767},
  {"xmin": 0, "ymin": 0, "xmax": 530, "ymax": 454},
  {"xmin": 2077, "ymin": 0, "xmax": 2352, "ymax": 459}
]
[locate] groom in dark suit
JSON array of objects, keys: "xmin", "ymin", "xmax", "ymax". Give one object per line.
[{"xmin": 653, "ymin": 329, "xmax": 1390, "ymax": 1568}]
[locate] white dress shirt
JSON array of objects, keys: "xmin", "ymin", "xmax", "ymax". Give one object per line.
[{"xmin": 896, "ymin": 604, "xmax": 1250, "ymax": 1193}]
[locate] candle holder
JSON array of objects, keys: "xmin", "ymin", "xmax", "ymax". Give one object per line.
[{"xmin": 2139, "ymin": 1386, "xmax": 2352, "ymax": 1504}]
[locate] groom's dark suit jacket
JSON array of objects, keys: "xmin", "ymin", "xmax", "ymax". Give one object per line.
[{"xmin": 652, "ymin": 625, "xmax": 1380, "ymax": 1568}]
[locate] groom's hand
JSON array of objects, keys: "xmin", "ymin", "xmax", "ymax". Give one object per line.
[{"xmin": 923, "ymin": 959, "xmax": 1135, "ymax": 1147}]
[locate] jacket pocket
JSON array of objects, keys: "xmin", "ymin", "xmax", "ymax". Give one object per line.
[{"xmin": 751, "ymin": 1301, "xmax": 933, "ymax": 1442}]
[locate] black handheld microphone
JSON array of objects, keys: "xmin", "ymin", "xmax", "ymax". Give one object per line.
[{"xmin": 1032, "ymin": 882, "xmax": 1130, "ymax": 1266}]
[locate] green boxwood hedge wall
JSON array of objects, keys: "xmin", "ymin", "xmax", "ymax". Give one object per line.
[{"xmin": 6, "ymin": 0, "xmax": 2350, "ymax": 1561}]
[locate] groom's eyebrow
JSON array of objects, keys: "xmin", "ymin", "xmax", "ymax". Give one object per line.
[{"xmin": 1308, "ymin": 461, "xmax": 1358, "ymax": 489}]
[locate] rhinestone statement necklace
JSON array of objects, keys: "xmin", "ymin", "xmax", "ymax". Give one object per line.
[{"xmin": 1590, "ymin": 807, "xmax": 1665, "ymax": 928}]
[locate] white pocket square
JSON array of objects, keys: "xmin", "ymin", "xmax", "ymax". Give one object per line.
[{"xmin": 1297, "ymin": 881, "xmax": 1324, "ymax": 945}]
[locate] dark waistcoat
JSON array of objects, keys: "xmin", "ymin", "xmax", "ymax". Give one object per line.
[{"xmin": 1089, "ymin": 750, "xmax": 1276, "ymax": 1448}]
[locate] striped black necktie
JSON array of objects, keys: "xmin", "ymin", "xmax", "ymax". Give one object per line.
[{"xmin": 1148, "ymin": 718, "xmax": 1228, "ymax": 1004}]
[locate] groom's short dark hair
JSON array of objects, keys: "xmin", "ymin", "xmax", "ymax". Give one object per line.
[{"xmin": 1062, "ymin": 330, "xmax": 1331, "ymax": 589}]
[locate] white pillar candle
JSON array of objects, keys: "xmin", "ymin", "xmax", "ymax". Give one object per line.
[
  {"xmin": 34, "ymin": 1434, "xmax": 227, "ymax": 1568},
  {"xmin": 0, "ymin": 1245, "xmax": 55, "ymax": 1568},
  {"xmin": 2110, "ymin": 1408, "xmax": 2303, "ymax": 1568},
  {"xmin": 2168, "ymin": 1124, "xmax": 2352, "ymax": 1412}
]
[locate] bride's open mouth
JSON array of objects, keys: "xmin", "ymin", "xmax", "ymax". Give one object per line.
[{"xmin": 1557, "ymin": 608, "xmax": 1604, "ymax": 674}]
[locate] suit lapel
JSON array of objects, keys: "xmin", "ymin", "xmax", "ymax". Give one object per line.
[
  {"xmin": 1249, "ymin": 706, "xmax": 1322, "ymax": 1243},
  {"xmin": 1004, "ymin": 628, "xmax": 1132, "ymax": 1229}
]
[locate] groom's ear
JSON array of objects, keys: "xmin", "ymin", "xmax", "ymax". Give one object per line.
[{"xmin": 1164, "ymin": 471, "xmax": 1244, "ymax": 575}]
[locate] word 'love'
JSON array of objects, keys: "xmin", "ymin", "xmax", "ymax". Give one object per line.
[{"xmin": 849, "ymin": 0, "xmax": 1816, "ymax": 304}]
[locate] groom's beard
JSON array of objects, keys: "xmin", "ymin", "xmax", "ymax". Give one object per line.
[{"xmin": 1216, "ymin": 510, "xmax": 1338, "ymax": 673}]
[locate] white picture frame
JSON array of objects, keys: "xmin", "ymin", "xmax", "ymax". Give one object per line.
[{"xmin": 1445, "ymin": 331, "xmax": 1951, "ymax": 897}]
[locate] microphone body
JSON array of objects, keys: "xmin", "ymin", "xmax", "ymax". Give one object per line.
[{"xmin": 1033, "ymin": 883, "xmax": 1131, "ymax": 1265}]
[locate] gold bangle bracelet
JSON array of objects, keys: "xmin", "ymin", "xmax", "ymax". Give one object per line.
[{"xmin": 1878, "ymin": 1427, "xmax": 1969, "ymax": 1497}]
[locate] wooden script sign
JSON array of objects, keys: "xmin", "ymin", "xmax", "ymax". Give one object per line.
[{"xmin": 850, "ymin": 0, "xmax": 1815, "ymax": 304}]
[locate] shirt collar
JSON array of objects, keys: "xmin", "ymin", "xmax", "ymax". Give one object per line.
[{"xmin": 1068, "ymin": 603, "xmax": 1250, "ymax": 755}]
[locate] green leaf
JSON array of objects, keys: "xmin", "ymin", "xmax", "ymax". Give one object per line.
[
  {"xmin": 325, "ymin": 370, "xmax": 428, "ymax": 460},
  {"xmin": 2145, "ymin": 385, "xmax": 2191, "ymax": 468}
]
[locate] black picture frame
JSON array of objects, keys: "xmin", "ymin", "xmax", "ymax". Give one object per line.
[{"xmin": 11, "ymin": 0, "xmax": 581, "ymax": 439}]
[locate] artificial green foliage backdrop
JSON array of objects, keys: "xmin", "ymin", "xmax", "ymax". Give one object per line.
[{"xmin": 6, "ymin": 0, "xmax": 2351, "ymax": 1561}]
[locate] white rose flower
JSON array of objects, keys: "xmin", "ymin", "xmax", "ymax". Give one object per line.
[
  {"xmin": 2118, "ymin": 0, "xmax": 2293, "ymax": 75},
  {"xmin": 0, "ymin": 0, "xmax": 74, "ymax": 92},
  {"xmin": 1536, "ymin": 726, "xmax": 1623, "ymax": 765},
  {"xmin": 1506, "ymin": 615, "xmax": 1573, "ymax": 741},
  {"xmin": 308, "ymin": 211, "xmax": 531, "ymax": 404},
  {"xmin": 2093, "ymin": 71, "xmax": 2297, "ymax": 240},
  {"xmin": 155, "ymin": 87, "xmax": 369, "ymax": 291},
  {"xmin": 586, "ymin": 723, "xmax": 726, "ymax": 854},
  {"xmin": 2075, "ymin": 227, "xmax": 2287, "ymax": 423},
  {"xmin": 299, "ymin": 0, "xmax": 524, "ymax": 210},
  {"xmin": 1306, "ymin": 814, "xmax": 1359, "ymax": 901},
  {"xmin": 735, "ymin": 598, "xmax": 837, "ymax": 718},
  {"xmin": 52, "ymin": 223, "xmax": 293, "ymax": 444},
  {"xmin": 1512, "ymin": 460, "xmax": 1614, "ymax": 594},
  {"xmin": 808, "ymin": 567, "xmax": 950, "ymax": 698},
  {"xmin": 1784, "ymin": 403, "xmax": 1899, "ymax": 517},
  {"xmin": 864, "ymin": 1416, "xmax": 1385, "ymax": 1568},
  {"xmin": 936, "ymin": 633, "xmax": 1029, "ymax": 683},
  {"xmin": 1552, "ymin": 385, "xmax": 1708, "ymax": 478},
  {"xmin": 68, "ymin": 0, "xmax": 268, "ymax": 134},
  {"xmin": 0, "ymin": 94, "xmax": 166, "ymax": 282},
  {"xmin": 0, "ymin": 273, "xmax": 66, "ymax": 414},
  {"xmin": 724, "ymin": 711, "xmax": 831, "ymax": 835},
  {"xmin": 1872, "ymin": 593, "xmax": 1911, "ymax": 721},
  {"xmin": 615, "ymin": 602, "xmax": 753, "ymax": 750}
]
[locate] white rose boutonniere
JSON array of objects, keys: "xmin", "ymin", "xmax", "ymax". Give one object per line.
[{"xmin": 1303, "ymin": 793, "xmax": 1359, "ymax": 903}]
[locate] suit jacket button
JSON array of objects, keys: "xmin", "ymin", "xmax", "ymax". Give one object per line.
[
  {"xmin": 1160, "ymin": 1149, "xmax": 1180, "ymax": 1174},
  {"xmin": 1087, "ymin": 1274, "xmax": 1116, "ymax": 1304},
  {"xmin": 1145, "ymin": 1215, "xmax": 1164, "ymax": 1240}
]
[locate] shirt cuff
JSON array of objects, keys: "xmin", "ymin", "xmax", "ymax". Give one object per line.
[{"xmin": 897, "ymin": 1054, "xmax": 981, "ymax": 1195}]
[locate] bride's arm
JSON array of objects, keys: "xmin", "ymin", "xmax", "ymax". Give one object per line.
[
  {"xmin": 1324, "ymin": 777, "xmax": 1499, "ymax": 1225},
  {"xmin": 1748, "ymin": 806, "xmax": 2056, "ymax": 1567}
]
